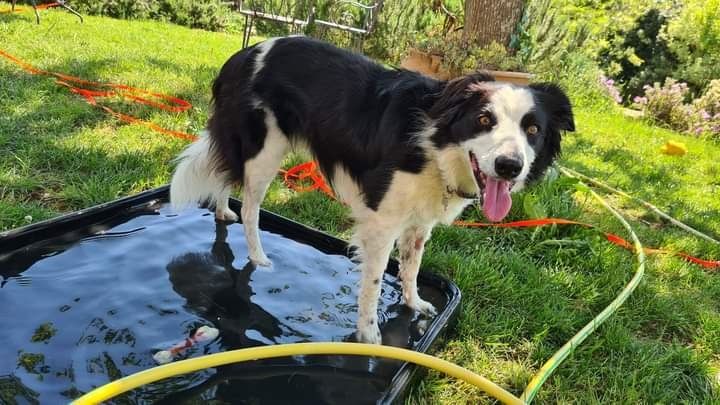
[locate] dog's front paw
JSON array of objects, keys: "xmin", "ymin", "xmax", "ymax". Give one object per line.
[
  {"xmin": 356, "ymin": 321, "xmax": 382, "ymax": 344},
  {"xmin": 407, "ymin": 298, "xmax": 437, "ymax": 317},
  {"xmin": 249, "ymin": 254, "xmax": 272, "ymax": 267},
  {"xmin": 216, "ymin": 208, "xmax": 239, "ymax": 222}
]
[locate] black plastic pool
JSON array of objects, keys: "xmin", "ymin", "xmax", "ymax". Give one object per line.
[{"xmin": 0, "ymin": 187, "xmax": 460, "ymax": 404}]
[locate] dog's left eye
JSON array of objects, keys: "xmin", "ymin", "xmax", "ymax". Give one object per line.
[{"xmin": 526, "ymin": 125, "xmax": 539, "ymax": 135}]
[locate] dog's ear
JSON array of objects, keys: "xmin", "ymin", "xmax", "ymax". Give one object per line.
[
  {"xmin": 428, "ymin": 72, "xmax": 495, "ymax": 127},
  {"xmin": 526, "ymin": 83, "xmax": 572, "ymax": 183},
  {"xmin": 529, "ymin": 83, "xmax": 575, "ymax": 132}
]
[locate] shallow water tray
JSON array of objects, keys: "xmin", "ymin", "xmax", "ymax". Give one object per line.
[{"xmin": 0, "ymin": 186, "xmax": 461, "ymax": 404}]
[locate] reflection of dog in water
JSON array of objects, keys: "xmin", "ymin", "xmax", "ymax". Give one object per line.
[
  {"xmin": 162, "ymin": 222, "xmax": 431, "ymax": 404},
  {"xmin": 162, "ymin": 222, "xmax": 395, "ymax": 404},
  {"xmin": 167, "ymin": 221, "xmax": 430, "ymax": 347},
  {"xmin": 166, "ymin": 221, "xmax": 286, "ymax": 348}
]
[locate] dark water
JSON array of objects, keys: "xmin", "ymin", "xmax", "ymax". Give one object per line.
[{"xmin": 0, "ymin": 201, "xmax": 452, "ymax": 404}]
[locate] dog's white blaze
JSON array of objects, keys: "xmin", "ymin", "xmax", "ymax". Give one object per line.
[
  {"xmin": 462, "ymin": 85, "xmax": 537, "ymax": 183},
  {"xmin": 252, "ymin": 37, "xmax": 279, "ymax": 80}
]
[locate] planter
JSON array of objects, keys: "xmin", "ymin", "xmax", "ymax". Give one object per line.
[
  {"xmin": 400, "ymin": 48, "xmax": 451, "ymax": 80},
  {"xmin": 400, "ymin": 49, "xmax": 533, "ymax": 85},
  {"xmin": 486, "ymin": 70, "xmax": 533, "ymax": 86}
]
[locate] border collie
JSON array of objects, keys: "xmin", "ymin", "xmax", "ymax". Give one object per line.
[{"xmin": 170, "ymin": 36, "xmax": 574, "ymax": 344}]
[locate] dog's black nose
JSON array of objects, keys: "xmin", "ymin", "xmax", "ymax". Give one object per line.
[{"xmin": 495, "ymin": 155, "xmax": 523, "ymax": 180}]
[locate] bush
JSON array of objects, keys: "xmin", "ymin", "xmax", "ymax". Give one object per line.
[
  {"xmin": 634, "ymin": 78, "xmax": 720, "ymax": 138},
  {"xmin": 598, "ymin": 9, "xmax": 678, "ymax": 102},
  {"xmin": 415, "ymin": 33, "xmax": 525, "ymax": 75},
  {"xmin": 599, "ymin": 74, "xmax": 622, "ymax": 104},
  {"xmin": 689, "ymin": 80, "xmax": 720, "ymax": 137},
  {"xmin": 668, "ymin": 0, "xmax": 720, "ymax": 95},
  {"xmin": 69, "ymin": 0, "xmax": 231, "ymax": 31},
  {"xmin": 633, "ymin": 78, "xmax": 690, "ymax": 131},
  {"xmin": 513, "ymin": 0, "xmax": 590, "ymax": 72},
  {"xmin": 597, "ymin": 0, "xmax": 720, "ymax": 103},
  {"xmin": 365, "ymin": 0, "xmax": 462, "ymax": 63}
]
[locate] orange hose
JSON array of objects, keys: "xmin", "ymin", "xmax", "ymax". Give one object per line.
[{"xmin": 0, "ymin": 48, "xmax": 196, "ymax": 141}]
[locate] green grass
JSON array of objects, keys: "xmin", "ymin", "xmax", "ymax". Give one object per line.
[{"xmin": 2, "ymin": 6, "xmax": 720, "ymax": 404}]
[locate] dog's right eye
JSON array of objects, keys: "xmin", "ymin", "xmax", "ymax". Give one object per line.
[{"xmin": 478, "ymin": 115, "xmax": 491, "ymax": 126}]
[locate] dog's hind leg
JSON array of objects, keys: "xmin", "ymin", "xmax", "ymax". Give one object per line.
[
  {"xmin": 241, "ymin": 111, "xmax": 289, "ymax": 266},
  {"xmin": 214, "ymin": 186, "xmax": 238, "ymax": 222},
  {"xmin": 398, "ymin": 225, "xmax": 437, "ymax": 316},
  {"xmin": 353, "ymin": 217, "xmax": 403, "ymax": 344}
]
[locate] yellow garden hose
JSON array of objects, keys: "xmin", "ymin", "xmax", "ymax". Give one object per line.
[
  {"xmin": 520, "ymin": 170, "xmax": 646, "ymax": 402},
  {"xmin": 71, "ymin": 342, "xmax": 524, "ymax": 405}
]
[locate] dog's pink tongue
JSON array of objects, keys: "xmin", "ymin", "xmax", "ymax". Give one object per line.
[{"xmin": 482, "ymin": 177, "xmax": 512, "ymax": 222}]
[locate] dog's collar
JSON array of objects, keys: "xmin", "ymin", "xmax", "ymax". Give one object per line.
[{"xmin": 445, "ymin": 186, "xmax": 477, "ymax": 200}]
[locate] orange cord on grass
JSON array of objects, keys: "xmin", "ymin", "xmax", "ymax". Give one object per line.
[
  {"xmin": 281, "ymin": 161, "xmax": 720, "ymax": 270},
  {"xmin": 0, "ymin": 2, "xmax": 59, "ymax": 13},
  {"xmin": 0, "ymin": 49, "xmax": 197, "ymax": 141}
]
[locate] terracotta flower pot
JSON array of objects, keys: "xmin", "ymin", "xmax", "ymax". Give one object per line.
[
  {"xmin": 400, "ymin": 49, "xmax": 533, "ymax": 85},
  {"xmin": 399, "ymin": 49, "xmax": 451, "ymax": 80},
  {"xmin": 486, "ymin": 70, "xmax": 533, "ymax": 85}
]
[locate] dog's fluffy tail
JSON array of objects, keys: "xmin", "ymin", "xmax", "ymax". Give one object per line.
[{"xmin": 170, "ymin": 131, "xmax": 229, "ymax": 210}]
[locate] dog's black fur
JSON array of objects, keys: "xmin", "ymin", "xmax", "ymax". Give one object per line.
[{"xmin": 208, "ymin": 37, "xmax": 571, "ymax": 209}]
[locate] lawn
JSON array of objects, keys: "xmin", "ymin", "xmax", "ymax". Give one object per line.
[{"xmin": 2, "ymin": 6, "xmax": 720, "ymax": 404}]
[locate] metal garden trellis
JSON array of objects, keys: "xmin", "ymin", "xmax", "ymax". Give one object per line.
[
  {"xmin": 231, "ymin": 0, "xmax": 380, "ymax": 50},
  {"xmin": 9, "ymin": 0, "xmax": 82, "ymax": 23}
]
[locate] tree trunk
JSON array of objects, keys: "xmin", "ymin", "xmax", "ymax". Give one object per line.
[{"xmin": 462, "ymin": 0, "xmax": 524, "ymax": 48}]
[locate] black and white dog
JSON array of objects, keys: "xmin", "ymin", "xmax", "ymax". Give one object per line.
[{"xmin": 171, "ymin": 36, "xmax": 574, "ymax": 344}]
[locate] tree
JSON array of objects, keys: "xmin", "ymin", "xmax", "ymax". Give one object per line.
[{"xmin": 462, "ymin": 0, "xmax": 524, "ymax": 47}]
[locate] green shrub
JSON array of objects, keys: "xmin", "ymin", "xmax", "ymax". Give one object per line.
[
  {"xmin": 69, "ymin": 0, "xmax": 231, "ymax": 31},
  {"xmin": 689, "ymin": 80, "xmax": 720, "ymax": 137},
  {"xmin": 415, "ymin": 33, "xmax": 525, "ymax": 75},
  {"xmin": 598, "ymin": 9, "xmax": 678, "ymax": 102},
  {"xmin": 513, "ymin": 0, "xmax": 590, "ymax": 72},
  {"xmin": 633, "ymin": 78, "xmax": 690, "ymax": 131},
  {"xmin": 364, "ymin": 0, "xmax": 460, "ymax": 63},
  {"xmin": 668, "ymin": 0, "xmax": 720, "ymax": 95},
  {"xmin": 634, "ymin": 78, "xmax": 720, "ymax": 138}
]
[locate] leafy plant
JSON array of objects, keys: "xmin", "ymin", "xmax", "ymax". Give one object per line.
[
  {"xmin": 633, "ymin": 78, "xmax": 720, "ymax": 138},
  {"xmin": 415, "ymin": 31, "xmax": 525, "ymax": 75},
  {"xmin": 68, "ymin": 0, "xmax": 232, "ymax": 31},
  {"xmin": 599, "ymin": 74, "xmax": 623, "ymax": 104},
  {"xmin": 598, "ymin": 8, "xmax": 678, "ymax": 102},
  {"xmin": 633, "ymin": 78, "xmax": 690, "ymax": 131},
  {"xmin": 689, "ymin": 80, "xmax": 720, "ymax": 137},
  {"xmin": 667, "ymin": 0, "xmax": 720, "ymax": 95},
  {"xmin": 512, "ymin": 0, "xmax": 590, "ymax": 70},
  {"xmin": 365, "ymin": 1, "xmax": 463, "ymax": 63}
]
